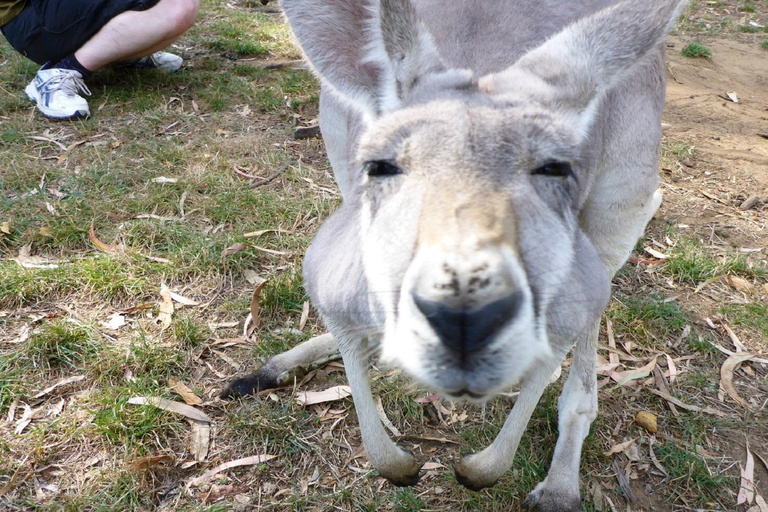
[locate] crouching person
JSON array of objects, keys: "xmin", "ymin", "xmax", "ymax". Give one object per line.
[{"xmin": 0, "ymin": 0, "xmax": 199, "ymax": 120}]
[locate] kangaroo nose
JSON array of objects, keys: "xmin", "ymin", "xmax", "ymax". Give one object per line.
[{"xmin": 412, "ymin": 291, "xmax": 523, "ymax": 354}]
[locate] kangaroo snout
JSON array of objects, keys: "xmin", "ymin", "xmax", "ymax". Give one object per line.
[{"xmin": 412, "ymin": 290, "xmax": 524, "ymax": 354}]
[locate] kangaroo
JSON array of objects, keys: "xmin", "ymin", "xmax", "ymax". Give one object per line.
[{"xmin": 222, "ymin": 0, "xmax": 686, "ymax": 508}]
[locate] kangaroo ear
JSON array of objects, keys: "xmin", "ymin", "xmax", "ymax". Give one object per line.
[
  {"xmin": 282, "ymin": 0, "xmax": 445, "ymax": 118},
  {"xmin": 480, "ymin": 0, "xmax": 686, "ymax": 136}
]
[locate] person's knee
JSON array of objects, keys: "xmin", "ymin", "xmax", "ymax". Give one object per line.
[{"xmin": 162, "ymin": 0, "xmax": 199, "ymax": 35}]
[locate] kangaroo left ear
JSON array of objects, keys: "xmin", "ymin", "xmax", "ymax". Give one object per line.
[{"xmin": 478, "ymin": 0, "xmax": 686, "ymax": 138}]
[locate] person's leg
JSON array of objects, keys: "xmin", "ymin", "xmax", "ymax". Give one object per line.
[
  {"xmin": 9, "ymin": 0, "xmax": 198, "ymax": 119},
  {"xmin": 74, "ymin": 0, "xmax": 199, "ymax": 72}
]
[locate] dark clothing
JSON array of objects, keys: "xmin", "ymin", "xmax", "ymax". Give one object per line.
[{"xmin": 1, "ymin": 0, "xmax": 159, "ymax": 64}]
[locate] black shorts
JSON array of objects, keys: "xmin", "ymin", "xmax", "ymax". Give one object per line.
[{"xmin": 1, "ymin": 0, "xmax": 160, "ymax": 64}]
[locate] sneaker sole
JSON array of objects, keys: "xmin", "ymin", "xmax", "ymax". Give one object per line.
[{"xmin": 25, "ymin": 83, "xmax": 90, "ymax": 121}]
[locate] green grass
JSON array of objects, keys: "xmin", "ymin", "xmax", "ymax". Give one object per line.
[
  {"xmin": 762, "ymin": 40, "xmax": 768, "ymax": 49},
  {"xmin": 681, "ymin": 41, "xmax": 712, "ymax": 58}
]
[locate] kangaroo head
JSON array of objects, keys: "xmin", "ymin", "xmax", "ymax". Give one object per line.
[{"xmin": 291, "ymin": 0, "xmax": 686, "ymax": 399}]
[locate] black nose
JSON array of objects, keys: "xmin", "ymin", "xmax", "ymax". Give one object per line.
[{"xmin": 412, "ymin": 291, "xmax": 523, "ymax": 354}]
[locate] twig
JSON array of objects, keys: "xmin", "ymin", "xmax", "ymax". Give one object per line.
[
  {"xmin": 249, "ymin": 161, "xmax": 291, "ymax": 188},
  {"xmin": 612, "ymin": 458, "xmax": 639, "ymax": 508}
]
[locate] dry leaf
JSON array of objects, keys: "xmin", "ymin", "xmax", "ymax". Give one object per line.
[
  {"xmin": 643, "ymin": 246, "xmax": 669, "ymax": 259},
  {"xmin": 89, "ymin": 223, "xmax": 119, "ymax": 254},
  {"xmin": 187, "ymin": 454, "xmax": 278, "ymax": 488},
  {"xmin": 189, "ymin": 419, "xmax": 210, "ymax": 462},
  {"xmin": 101, "ymin": 313, "xmax": 126, "ymax": 330},
  {"xmin": 613, "ymin": 356, "xmax": 657, "ymax": 386},
  {"xmin": 375, "ymin": 396, "xmax": 401, "ymax": 437},
  {"xmin": 635, "ymin": 411, "xmax": 658, "ymax": 434},
  {"xmin": 243, "ymin": 269, "xmax": 266, "ymax": 286},
  {"xmin": 247, "ymin": 281, "xmax": 268, "ymax": 337},
  {"xmin": 727, "ymin": 275, "xmax": 755, "ymax": 294},
  {"xmin": 169, "ymin": 291, "xmax": 200, "ymax": 306},
  {"xmin": 128, "ymin": 454, "xmax": 176, "ymax": 473},
  {"xmin": 296, "ymin": 385, "xmax": 352, "ymax": 406},
  {"xmin": 720, "ymin": 353, "xmax": 755, "ymax": 409},
  {"xmin": 127, "ymin": 397, "xmax": 212, "ymax": 423},
  {"xmin": 158, "ymin": 283, "xmax": 174, "ymax": 329},
  {"xmin": 242, "ymin": 229, "xmax": 295, "ymax": 238},
  {"xmin": 13, "ymin": 244, "xmax": 59, "ymax": 269},
  {"xmin": 33, "ymin": 375, "xmax": 86, "ymax": 399},
  {"xmin": 0, "ymin": 221, "xmax": 10, "ymax": 234},
  {"xmin": 726, "ymin": 91, "xmax": 739, "ymax": 103},
  {"xmin": 221, "ymin": 242, "xmax": 250, "ymax": 258},
  {"xmin": 756, "ymin": 495, "xmax": 768, "ymax": 512},
  {"xmin": 604, "ymin": 438, "xmax": 637, "ymax": 457},
  {"xmin": 738, "ymin": 444, "xmax": 756, "ymax": 505},
  {"xmin": 299, "ymin": 301, "xmax": 310, "ymax": 331},
  {"xmin": 151, "ymin": 176, "xmax": 178, "ymax": 184},
  {"xmin": 646, "ymin": 388, "xmax": 726, "ymax": 417},
  {"xmin": 169, "ymin": 379, "xmax": 203, "ymax": 405}
]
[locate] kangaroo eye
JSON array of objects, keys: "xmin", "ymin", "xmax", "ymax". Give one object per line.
[
  {"xmin": 532, "ymin": 162, "xmax": 574, "ymax": 178},
  {"xmin": 365, "ymin": 160, "xmax": 402, "ymax": 177}
]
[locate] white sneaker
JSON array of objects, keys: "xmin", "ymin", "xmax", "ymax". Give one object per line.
[
  {"xmin": 24, "ymin": 66, "xmax": 91, "ymax": 120},
  {"xmin": 123, "ymin": 51, "xmax": 184, "ymax": 73}
]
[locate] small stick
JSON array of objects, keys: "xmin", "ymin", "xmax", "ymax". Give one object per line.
[{"xmin": 249, "ymin": 161, "xmax": 291, "ymax": 188}]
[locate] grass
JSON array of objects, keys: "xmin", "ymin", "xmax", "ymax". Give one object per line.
[
  {"xmin": 681, "ymin": 41, "xmax": 713, "ymax": 58},
  {"xmin": 762, "ymin": 40, "xmax": 768, "ymax": 49},
  {"xmin": 1, "ymin": 0, "xmax": 766, "ymax": 510}
]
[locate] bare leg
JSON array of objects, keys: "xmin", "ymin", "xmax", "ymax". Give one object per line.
[
  {"xmin": 75, "ymin": 0, "xmax": 199, "ymax": 71},
  {"xmin": 523, "ymin": 320, "xmax": 600, "ymax": 512}
]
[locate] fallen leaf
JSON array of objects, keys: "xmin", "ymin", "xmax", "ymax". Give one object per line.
[
  {"xmin": 613, "ymin": 356, "xmax": 658, "ymax": 387},
  {"xmin": 187, "ymin": 454, "xmax": 278, "ymax": 488},
  {"xmin": 101, "ymin": 313, "xmax": 126, "ymax": 330},
  {"xmin": 189, "ymin": 419, "xmax": 210, "ymax": 462},
  {"xmin": 727, "ymin": 275, "xmax": 755, "ymax": 294},
  {"xmin": 221, "ymin": 242, "xmax": 250, "ymax": 258},
  {"xmin": 158, "ymin": 283, "xmax": 174, "ymax": 329},
  {"xmin": 151, "ymin": 176, "xmax": 178, "ymax": 184},
  {"xmin": 128, "ymin": 454, "xmax": 176, "ymax": 473},
  {"xmin": 243, "ymin": 269, "xmax": 266, "ymax": 286},
  {"xmin": 33, "ymin": 375, "xmax": 86, "ymax": 399},
  {"xmin": 299, "ymin": 301, "xmax": 310, "ymax": 331},
  {"xmin": 726, "ymin": 91, "xmax": 739, "ymax": 103},
  {"xmin": 738, "ymin": 444, "xmax": 755, "ymax": 505},
  {"xmin": 635, "ymin": 411, "xmax": 658, "ymax": 434},
  {"xmin": 169, "ymin": 291, "xmax": 200, "ymax": 306},
  {"xmin": 720, "ymin": 353, "xmax": 755, "ymax": 409},
  {"xmin": 756, "ymin": 495, "xmax": 768, "ymax": 512},
  {"xmin": 38, "ymin": 227, "xmax": 52, "ymax": 237},
  {"xmin": 375, "ymin": 396, "xmax": 401, "ymax": 437},
  {"xmin": 169, "ymin": 379, "xmax": 203, "ymax": 405},
  {"xmin": 296, "ymin": 385, "xmax": 352, "ymax": 406},
  {"xmin": 604, "ymin": 438, "xmax": 637, "ymax": 457},
  {"xmin": 0, "ymin": 221, "xmax": 10, "ymax": 234},
  {"xmin": 247, "ymin": 281, "xmax": 268, "ymax": 337},
  {"xmin": 89, "ymin": 223, "xmax": 119, "ymax": 254},
  {"xmin": 127, "ymin": 396, "xmax": 212, "ymax": 423},
  {"xmin": 242, "ymin": 229, "xmax": 295, "ymax": 238},
  {"xmin": 646, "ymin": 388, "xmax": 726, "ymax": 417},
  {"xmin": 421, "ymin": 462, "xmax": 446, "ymax": 470},
  {"xmin": 13, "ymin": 244, "xmax": 59, "ymax": 269},
  {"xmin": 643, "ymin": 246, "xmax": 669, "ymax": 259}
]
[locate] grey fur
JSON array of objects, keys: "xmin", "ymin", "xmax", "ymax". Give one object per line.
[{"xmin": 228, "ymin": 0, "xmax": 686, "ymax": 508}]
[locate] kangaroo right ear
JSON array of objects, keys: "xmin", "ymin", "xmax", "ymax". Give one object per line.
[{"xmin": 282, "ymin": 0, "xmax": 445, "ymax": 119}]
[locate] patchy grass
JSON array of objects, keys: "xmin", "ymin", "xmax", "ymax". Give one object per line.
[
  {"xmin": 681, "ymin": 41, "xmax": 713, "ymax": 57},
  {"xmin": 1, "ymin": 0, "xmax": 766, "ymax": 511}
]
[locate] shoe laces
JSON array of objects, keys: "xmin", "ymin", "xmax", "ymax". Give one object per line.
[{"xmin": 43, "ymin": 70, "xmax": 92, "ymax": 98}]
